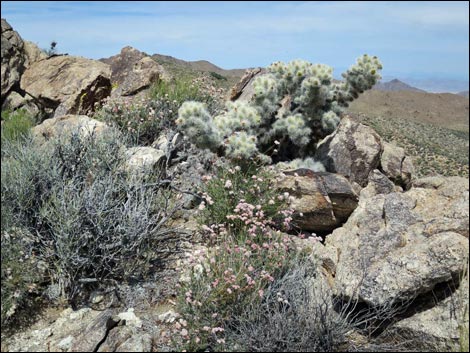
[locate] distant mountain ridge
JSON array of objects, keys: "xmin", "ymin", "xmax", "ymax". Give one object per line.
[
  {"xmin": 457, "ymin": 91, "xmax": 469, "ymax": 98},
  {"xmin": 151, "ymin": 53, "xmax": 246, "ymax": 77},
  {"xmin": 373, "ymin": 79, "xmax": 426, "ymax": 93}
]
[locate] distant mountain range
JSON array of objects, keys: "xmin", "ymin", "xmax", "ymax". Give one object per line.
[
  {"xmin": 379, "ymin": 76, "xmax": 469, "ymax": 94},
  {"xmin": 151, "ymin": 53, "xmax": 246, "ymax": 78},
  {"xmin": 102, "ymin": 47, "xmax": 469, "ymax": 97},
  {"xmin": 373, "ymin": 79, "xmax": 425, "ymax": 93}
]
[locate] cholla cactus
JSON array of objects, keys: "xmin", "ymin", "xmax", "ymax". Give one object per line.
[{"xmin": 177, "ymin": 55, "xmax": 382, "ymax": 166}]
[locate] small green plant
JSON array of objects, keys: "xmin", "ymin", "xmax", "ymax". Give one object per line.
[
  {"xmin": 95, "ymin": 76, "xmax": 221, "ymax": 146},
  {"xmin": 210, "ymin": 71, "xmax": 227, "ymax": 81},
  {"xmin": 149, "ymin": 77, "xmax": 216, "ymax": 108},
  {"xmin": 1, "ymin": 109, "xmax": 35, "ymax": 142},
  {"xmin": 43, "ymin": 40, "xmax": 58, "ymax": 56}
]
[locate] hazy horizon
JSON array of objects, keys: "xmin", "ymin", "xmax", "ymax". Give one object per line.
[{"xmin": 2, "ymin": 1, "xmax": 469, "ymax": 92}]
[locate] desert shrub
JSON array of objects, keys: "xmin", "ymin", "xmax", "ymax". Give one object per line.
[
  {"xmin": 198, "ymin": 165, "xmax": 290, "ymax": 236},
  {"xmin": 173, "ymin": 235, "xmax": 299, "ymax": 352},
  {"xmin": 176, "ymin": 55, "xmax": 382, "ymax": 166},
  {"xmin": 168, "ymin": 163, "xmax": 315, "ymax": 351},
  {"xmin": 1, "ymin": 109, "xmax": 36, "ymax": 142},
  {"xmin": 1, "ymin": 130, "xmax": 179, "ymax": 305},
  {"xmin": 149, "ymin": 77, "xmax": 212, "ymax": 106},
  {"xmin": 210, "ymin": 71, "xmax": 227, "ymax": 81},
  {"xmin": 42, "ymin": 40, "xmax": 58, "ymax": 56},
  {"xmin": 224, "ymin": 256, "xmax": 351, "ymax": 352},
  {"xmin": 94, "ymin": 96, "xmax": 180, "ymax": 146},
  {"xmin": 95, "ymin": 76, "xmax": 222, "ymax": 146}
]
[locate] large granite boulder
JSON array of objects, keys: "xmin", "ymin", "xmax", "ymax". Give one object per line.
[
  {"xmin": 100, "ymin": 46, "xmax": 168, "ymax": 97},
  {"xmin": 1, "ymin": 18, "xmax": 25, "ymax": 102},
  {"xmin": 277, "ymin": 169, "xmax": 359, "ymax": 232},
  {"xmin": 21, "ymin": 55, "xmax": 112, "ymax": 118},
  {"xmin": 314, "ymin": 115, "xmax": 383, "ymax": 187},
  {"xmin": 325, "ymin": 176, "xmax": 469, "ymax": 306}
]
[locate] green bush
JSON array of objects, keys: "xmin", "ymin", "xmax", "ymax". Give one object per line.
[
  {"xmin": 149, "ymin": 77, "xmax": 212, "ymax": 106},
  {"xmin": 1, "ymin": 130, "xmax": 179, "ymax": 310},
  {"xmin": 94, "ymin": 96, "xmax": 180, "ymax": 146},
  {"xmin": 209, "ymin": 71, "xmax": 227, "ymax": 81},
  {"xmin": 1, "ymin": 109, "xmax": 36, "ymax": 142}
]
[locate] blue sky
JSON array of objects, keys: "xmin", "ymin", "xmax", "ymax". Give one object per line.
[{"xmin": 1, "ymin": 1, "xmax": 469, "ymax": 85}]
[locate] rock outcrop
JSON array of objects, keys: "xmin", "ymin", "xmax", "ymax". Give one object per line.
[
  {"xmin": 229, "ymin": 67, "xmax": 264, "ymax": 101},
  {"xmin": 23, "ymin": 40, "xmax": 47, "ymax": 68},
  {"xmin": 124, "ymin": 146, "xmax": 166, "ymax": 176},
  {"xmin": 3, "ymin": 307, "xmax": 155, "ymax": 352},
  {"xmin": 324, "ymin": 176, "xmax": 469, "ymax": 306},
  {"xmin": 384, "ymin": 284, "xmax": 468, "ymax": 351},
  {"xmin": 1, "ymin": 18, "xmax": 26, "ymax": 102},
  {"xmin": 314, "ymin": 116, "xmax": 383, "ymax": 187},
  {"xmin": 380, "ymin": 141, "xmax": 414, "ymax": 188},
  {"xmin": 277, "ymin": 169, "xmax": 359, "ymax": 232},
  {"xmin": 21, "ymin": 56, "xmax": 112, "ymax": 118},
  {"xmin": 100, "ymin": 46, "xmax": 168, "ymax": 97}
]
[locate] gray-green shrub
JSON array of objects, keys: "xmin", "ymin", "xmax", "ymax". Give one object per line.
[{"xmin": 1, "ymin": 130, "xmax": 179, "ymax": 306}]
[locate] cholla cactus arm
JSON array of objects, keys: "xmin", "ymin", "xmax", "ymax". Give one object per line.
[
  {"xmin": 225, "ymin": 131, "xmax": 259, "ymax": 160},
  {"xmin": 339, "ymin": 54, "xmax": 382, "ymax": 105},
  {"xmin": 272, "ymin": 114, "xmax": 311, "ymax": 147},
  {"xmin": 321, "ymin": 111, "xmax": 340, "ymax": 134},
  {"xmin": 176, "ymin": 101, "xmax": 222, "ymax": 150},
  {"xmin": 214, "ymin": 101, "xmax": 263, "ymax": 150},
  {"xmin": 251, "ymin": 74, "xmax": 281, "ymax": 119}
]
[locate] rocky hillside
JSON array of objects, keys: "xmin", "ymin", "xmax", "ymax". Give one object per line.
[
  {"xmin": 151, "ymin": 53, "xmax": 245, "ymax": 91},
  {"xmin": 1, "ymin": 18, "xmax": 469, "ymax": 353},
  {"xmin": 349, "ymin": 90, "xmax": 469, "ymax": 132}
]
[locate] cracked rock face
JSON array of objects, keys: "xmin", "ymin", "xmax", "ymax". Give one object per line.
[
  {"xmin": 1, "ymin": 18, "xmax": 26, "ymax": 101},
  {"xmin": 314, "ymin": 116, "xmax": 383, "ymax": 187},
  {"xmin": 100, "ymin": 46, "xmax": 168, "ymax": 97},
  {"xmin": 3, "ymin": 307, "xmax": 155, "ymax": 352},
  {"xmin": 380, "ymin": 141, "xmax": 414, "ymax": 188},
  {"xmin": 20, "ymin": 55, "xmax": 111, "ymax": 118},
  {"xmin": 325, "ymin": 176, "xmax": 469, "ymax": 306},
  {"xmin": 277, "ymin": 169, "xmax": 359, "ymax": 232}
]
